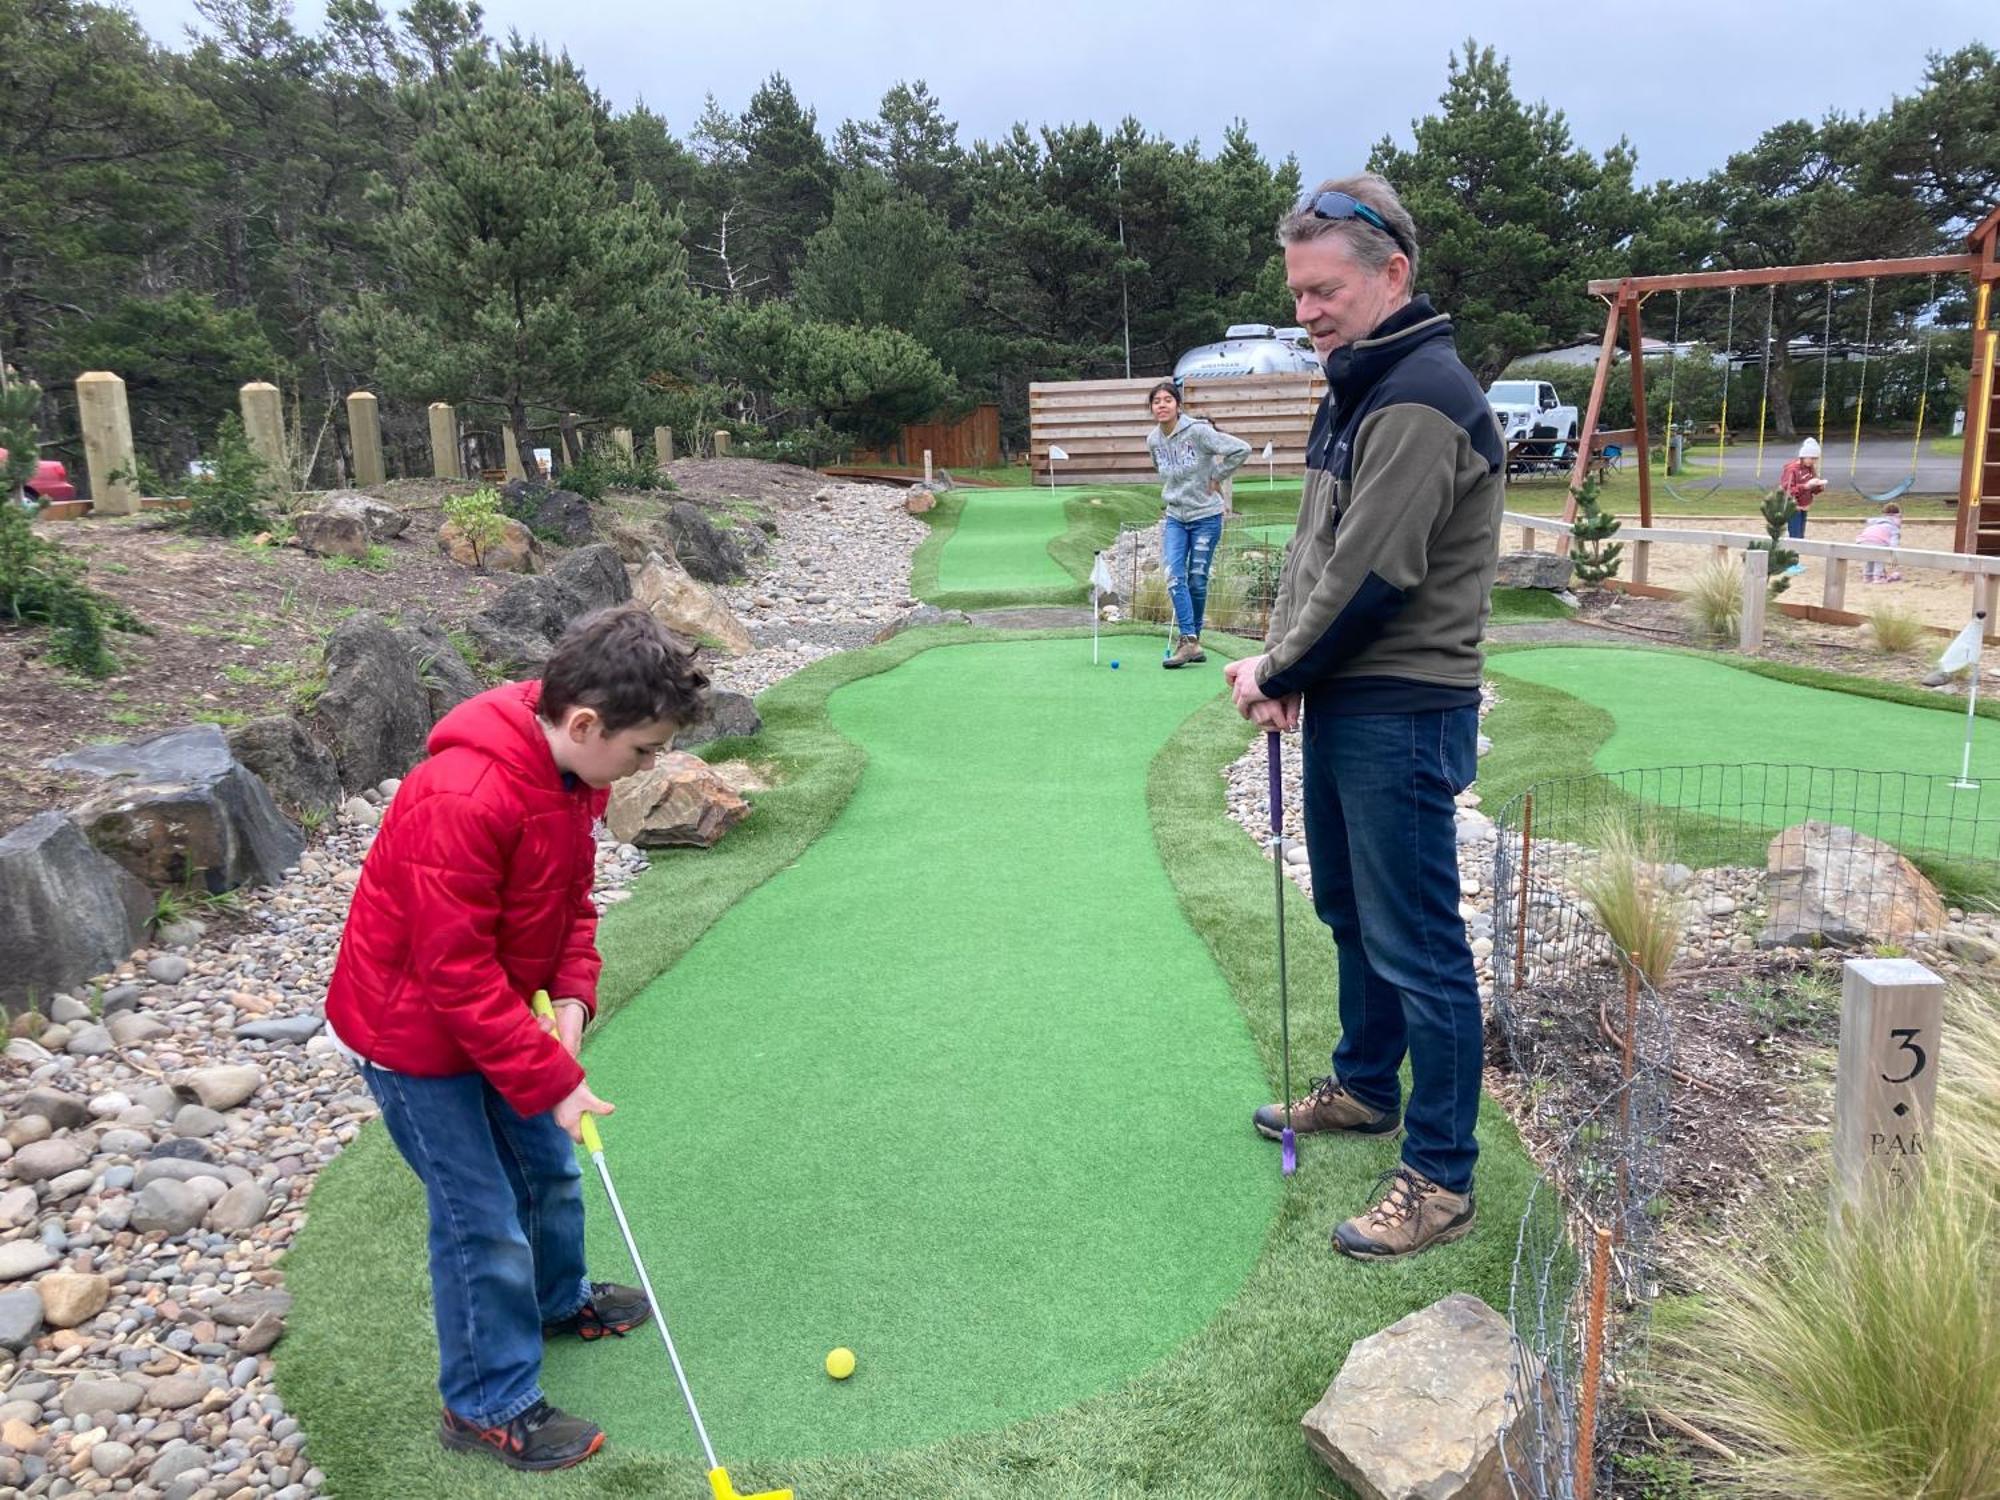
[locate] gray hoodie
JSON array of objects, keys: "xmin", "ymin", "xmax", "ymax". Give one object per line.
[{"xmin": 1146, "ymin": 415, "xmax": 1251, "ymax": 522}]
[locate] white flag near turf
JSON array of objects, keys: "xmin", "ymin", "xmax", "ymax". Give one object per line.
[
  {"xmin": 1940, "ymin": 615, "xmax": 1985, "ymax": 674},
  {"xmin": 1089, "ymin": 552, "xmax": 1115, "ymax": 594}
]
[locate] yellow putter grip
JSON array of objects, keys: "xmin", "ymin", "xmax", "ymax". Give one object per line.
[
  {"xmin": 530, "ymin": 989, "xmax": 557, "ymax": 1022},
  {"xmin": 579, "ymin": 1112, "xmax": 603, "ymax": 1155}
]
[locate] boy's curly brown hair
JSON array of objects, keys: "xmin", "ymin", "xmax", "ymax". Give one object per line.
[{"xmin": 538, "ymin": 604, "xmax": 709, "ymax": 733}]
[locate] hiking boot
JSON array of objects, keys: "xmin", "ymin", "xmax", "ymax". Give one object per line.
[
  {"xmin": 439, "ymin": 1398, "xmax": 605, "ymax": 1471},
  {"xmin": 1332, "ymin": 1167, "xmax": 1476, "ymax": 1260},
  {"xmin": 1162, "ymin": 634, "xmax": 1206, "ymax": 669},
  {"xmin": 543, "ymin": 1281, "xmax": 653, "ymax": 1341},
  {"xmin": 1253, "ymin": 1076, "xmax": 1401, "ymax": 1141}
]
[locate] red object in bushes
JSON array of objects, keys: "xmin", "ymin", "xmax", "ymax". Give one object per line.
[{"xmin": 0, "ymin": 448, "xmax": 77, "ymax": 503}]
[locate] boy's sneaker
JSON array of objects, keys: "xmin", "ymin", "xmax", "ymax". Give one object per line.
[
  {"xmin": 1332, "ymin": 1167, "xmax": 1476, "ymax": 1260},
  {"xmin": 439, "ymin": 1399, "xmax": 604, "ymax": 1471},
  {"xmin": 543, "ymin": 1281, "xmax": 653, "ymax": 1341},
  {"xmin": 1253, "ymin": 1076, "xmax": 1401, "ymax": 1140}
]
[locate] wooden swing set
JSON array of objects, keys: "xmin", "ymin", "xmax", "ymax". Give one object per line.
[{"xmin": 1563, "ymin": 205, "xmax": 2000, "ymax": 554}]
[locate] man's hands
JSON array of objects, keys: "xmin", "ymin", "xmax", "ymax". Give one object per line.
[
  {"xmin": 1223, "ymin": 655, "xmax": 1301, "ymax": 730},
  {"xmin": 553, "ymin": 1080, "xmax": 613, "ymax": 1143}
]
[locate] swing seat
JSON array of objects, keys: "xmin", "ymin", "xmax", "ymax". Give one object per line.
[{"xmin": 1851, "ymin": 474, "xmax": 1917, "ymax": 503}]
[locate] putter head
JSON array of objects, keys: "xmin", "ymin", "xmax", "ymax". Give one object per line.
[
  {"xmin": 1281, "ymin": 1128, "xmax": 1297, "ymax": 1176},
  {"xmin": 709, "ymin": 1467, "xmax": 792, "ymax": 1500}
]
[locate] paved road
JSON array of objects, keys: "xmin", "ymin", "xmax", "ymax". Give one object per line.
[{"xmin": 1696, "ymin": 434, "xmax": 1962, "ymax": 494}]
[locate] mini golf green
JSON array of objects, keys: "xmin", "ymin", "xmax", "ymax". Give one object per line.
[
  {"xmin": 934, "ymin": 486, "xmax": 1075, "ymax": 596},
  {"xmin": 1487, "ymin": 647, "xmax": 2000, "ymax": 859}
]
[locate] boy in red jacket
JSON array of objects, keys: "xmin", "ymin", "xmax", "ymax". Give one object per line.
[{"xmin": 326, "ymin": 604, "xmax": 708, "ymax": 1471}]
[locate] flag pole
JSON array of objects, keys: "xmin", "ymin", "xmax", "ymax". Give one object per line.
[{"xmin": 1953, "ymin": 610, "xmax": 1986, "ymax": 790}]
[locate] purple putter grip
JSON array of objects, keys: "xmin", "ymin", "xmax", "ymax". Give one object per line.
[
  {"xmin": 1281, "ymin": 1130, "xmax": 1297, "ymax": 1175},
  {"xmin": 1266, "ymin": 730, "xmax": 1283, "ymax": 836}
]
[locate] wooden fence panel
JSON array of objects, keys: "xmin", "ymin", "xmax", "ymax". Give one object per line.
[
  {"xmin": 856, "ymin": 404, "xmax": 1001, "ymax": 470},
  {"xmin": 1029, "ymin": 374, "xmax": 1326, "ymax": 484}
]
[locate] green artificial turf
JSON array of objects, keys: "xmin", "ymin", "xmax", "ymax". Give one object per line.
[
  {"xmin": 279, "ymin": 626, "xmax": 1536, "ymax": 1500},
  {"xmin": 1484, "ymin": 646, "xmax": 2000, "ymax": 889},
  {"xmin": 934, "ymin": 486, "xmax": 1075, "ymax": 596}
]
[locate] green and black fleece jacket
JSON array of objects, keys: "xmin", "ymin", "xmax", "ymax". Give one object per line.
[{"xmin": 1257, "ymin": 296, "xmax": 1505, "ymax": 711}]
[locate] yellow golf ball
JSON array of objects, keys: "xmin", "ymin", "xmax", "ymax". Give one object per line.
[{"xmin": 825, "ymin": 1347, "xmax": 856, "ymax": 1380}]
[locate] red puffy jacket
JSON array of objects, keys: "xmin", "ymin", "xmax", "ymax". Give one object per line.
[{"xmin": 325, "ymin": 681, "xmax": 609, "ymax": 1116}]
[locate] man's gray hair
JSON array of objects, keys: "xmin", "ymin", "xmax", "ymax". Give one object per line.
[{"xmin": 1277, "ymin": 172, "xmax": 1419, "ymax": 286}]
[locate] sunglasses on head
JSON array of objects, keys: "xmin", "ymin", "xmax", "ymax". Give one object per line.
[{"xmin": 1303, "ymin": 191, "xmax": 1410, "ymax": 259}]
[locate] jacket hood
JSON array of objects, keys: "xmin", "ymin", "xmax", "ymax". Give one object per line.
[
  {"xmin": 427, "ymin": 681, "xmax": 565, "ymax": 791},
  {"xmin": 1323, "ymin": 295, "xmax": 1453, "ymax": 408}
]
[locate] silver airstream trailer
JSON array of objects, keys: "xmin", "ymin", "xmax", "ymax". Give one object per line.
[{"xmin": 1172, "ymin": 324, "xmax": 1321, "ymax": 381}]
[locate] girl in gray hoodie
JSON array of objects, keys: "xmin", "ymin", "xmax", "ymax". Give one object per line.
[{"xmin": 1145, "ymin": 381, "xmax": 1251, "ymax": 666}]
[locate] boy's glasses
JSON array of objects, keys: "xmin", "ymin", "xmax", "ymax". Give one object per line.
[{"xmin": 1303, "ymin": 191, "xmax": 1411, "ymax": 259}]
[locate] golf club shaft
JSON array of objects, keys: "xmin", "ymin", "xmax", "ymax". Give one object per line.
[
  {"xmin": 1267, "ymin": 732, "xmax": 1292, "ymax": 1123},
  {"xmin": 587, "ymin": 1149, "xmax": 721, "ymax": 1472}
]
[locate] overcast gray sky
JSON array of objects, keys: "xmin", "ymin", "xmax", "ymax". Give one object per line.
[{"xmin": 124, "ymin": 0, "xmax": 1986, "ymax": 186}]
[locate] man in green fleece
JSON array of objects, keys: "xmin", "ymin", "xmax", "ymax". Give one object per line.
[{"xmin": 1223, "ymin": 173, "xmax": 1503, "ymax": 1260}]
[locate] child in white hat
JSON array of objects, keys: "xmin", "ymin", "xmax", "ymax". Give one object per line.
[{"xmin": 1777, "ymin": 438, "xmax": 1828, "ymax": 573}]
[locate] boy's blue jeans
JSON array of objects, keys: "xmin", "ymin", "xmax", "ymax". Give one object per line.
[
  {"xmin": 1300, "ymin": 700, "xmax": 1484, "ymax": 1194},
  {"xmin": 359, "ymin": 1062, "xmax": 591, "ymax": 1427},
  {"xmin": 1162, "ymin": 513, "xmax": 1224, "ymax": 638}
]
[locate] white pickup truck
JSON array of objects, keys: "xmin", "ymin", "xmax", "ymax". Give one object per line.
[{"xmin": 1486, "ymin": 379, "xmax": 1579, "ymax": 446}]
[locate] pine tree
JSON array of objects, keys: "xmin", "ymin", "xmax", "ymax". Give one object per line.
[
  {"xmin": 1750, "ymin": 489, "xmax": 1800, "ymax": 595},
  {"xmin": 1568, "ymin": 472, "xmax": 1624, "ymax": 587}
]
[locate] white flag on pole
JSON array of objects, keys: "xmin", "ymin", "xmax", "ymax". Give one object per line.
[
  {"xmin": 1940, "ymin": 614, "xmax": 1986, "ymax": 674},
  {"xmin": 1049, "ymin": 444, "xmax": 1069, "ymax": 462},
  {"xmin": 1260, "ymin": 441, "xmax": 1273, "ymax": 460},
  {"xmin": 1089, "ymin": 552, "xmax": 1115, "ymax": 594}
]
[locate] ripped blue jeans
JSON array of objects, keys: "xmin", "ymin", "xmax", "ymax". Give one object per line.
[{"xmin": 1161, "ymin": 513, "xmax": 1224, "ymax": 639}]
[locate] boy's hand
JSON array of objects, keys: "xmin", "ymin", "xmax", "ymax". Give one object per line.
[
  {"xmin": 535, "ymin": 998, "xmax": 588, "ymax": 1057},
  {"xmin": 554, "ymin": 1081, "xmax": 613, "ymax": 1143}
]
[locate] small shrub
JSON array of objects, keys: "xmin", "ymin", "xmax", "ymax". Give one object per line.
[
  {"xmin": 560, "ymin": 444, "xmax": 672, "ymax": 502},
  {"xmin": 1578, "ymin": 813, "xmax": 1683, "ymax": 987},
  {"xmin": 1132, "ymin": 570, "xmax": 1170, "ymax": 625},
  {"xmin": 737, "ymin": 422, "xmax": 843, "ymax": 470},
  {"xmin": 1568, "ymin": 471, "xmax": 1623, "ymax": 586},
  {"xmin": 441, "ymin": 488, "xmax": 511, "ymax": 571},
  {"xmin": 181, "ymin": 416, "xmax": 276, "ymax": 537},
  {"xmin": 1748, "ymin": 487, "xmax": 1800, "ymax": 596},
  {"xmin": 1865, "ymin": 603, "xmax": 1927, "ymax": 656},
  {"xmin": 1683, "ymin": 557, "xmax": 1742, "ymax": 644}
]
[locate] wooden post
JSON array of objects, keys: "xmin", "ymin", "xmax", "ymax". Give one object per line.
[
  {"xmin": 1514, "ymin": 791, "xmax": 1535, "ymax": 975},
  {"xmin": 1823, "ymin": 556, "xmax": 1849, "ymax": 613},
  {"xmin": 712, "ymin": 430, "xmax": 732, "ymax": 457},
  {"xmin": 428, "ymin": 402, "xmax": 461, "ymax": 479},
  {"xmin": 611, "ymin": 426, "xmax": 634, "ymax": 458},
  {"xmin": 346, "ymin": 391, "xmax": 385, "ymax": 487},
  {"xmin": 923, "ymin": 448, "xmax": 934, "ymax": 486},
  {"xmin": 1975, "ymin": 572, "xmax": 1999, "ymax": 622},
  {"xmin": 1741, "ymin": 546, "xmax": 1768, "ymax": 650},
  {"xmin": 501, "ymin": 427, "xmax": 527, "ymax": 482},
  {"xmin": 1631, "ymin": 539, "xmax": 1651, "ymax": 585},
  {"xmin": 74, "ymin": 372, "xmax": 138, "ymax": 516},
  {"xmin": 1833, "ymin": 957, "xmax": 1944, "ymax": 1213},
  {"xmin": 654, "ymin": 426, "xmax": 674, "ymax": 468},
  {"xmin": 1625, "ymin": 294, "xmax": 1653, "ymax": 528},
  {"xmin": 1562, "ymin": 292, "xmax": 1627, "ymax": 542},
  {"xmin": 238, "ymin": 381, "xmax": 286, "ymax": 479},
  {"xmin": 1573, "ymin": 1223, "xmax": 1614, "ymax": 1500},
  {"xmin": 1521, "ymin": 525, "xmax": 1537, "ymax": 552}
]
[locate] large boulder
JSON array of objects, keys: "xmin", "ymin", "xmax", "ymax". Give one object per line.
[
  {"xmin": 664, "ymin": 501, "xmax": 747, "ymax": 584},
  {"xmin": 400, "ymin": 616, "xmax": 483, "ymax": 723},
  {"xmin": 291, "ymin": 508, "xmax": 371, "ymax": 561},
  {"xmin": 438, "ymin": 515, "xmax": 537, "ymax": 574},
  {"xmin": 500, "ymin": 481, "xmax": 594, "ymax": 547},
  {"xmin": 0, "ymin": 813, "xmax": 152, "ymax": 1013},
  {"xmin": 631, "ymin": 552, "xmax": 752, "ymax": 656},
  {"xmin": 314, "ymin": 611, "xmax": 434, "ymax": 793},
  {"xmin": 673, "ymin": 690, "xmax": 763, "ymax": 751},
  {"xmin": 606, "ymin": 753, "xmax": 750, "ymax": 848},
  {"xmin": 1301, "ymin": 1293, "xmax": 1541, "ymax": 1500},
  {"xmin": 549, "ymin": 544, "xmax": 632, "ymax": 616},
  {"xmin": 53, "ymin": 725, "xmax": 302, "ymax": 894},
  {"xmin": 1763, "ymin": 821, "xmax": 1948, "ymax": 948},
  {"xmin": 1493, "ymin": 551, "xmax": 1574, "ymax": 591},
  {"xmin": 226, "ymin": 716, "xmax": 340, "ymax": 818},
  {"xmin": 320, "ymin": 490, "xmax": 409, "ymax": 540},
  {"xmin": 466, "ymin": 576, "xmax": 588, "ymax": 678}
]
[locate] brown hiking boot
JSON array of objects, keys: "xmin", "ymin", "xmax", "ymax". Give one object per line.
[
  {"xmin": 1333, "ymin": 1167, "xmax": 1476, "ymax": 1260},
  {"xmin": 1253, "ymin": 1076, "xmax": 1401, "ymax": 1141},
  {"xmin": 1161, "ymin": 634, "xmax": 1206, "ymax": 668}
]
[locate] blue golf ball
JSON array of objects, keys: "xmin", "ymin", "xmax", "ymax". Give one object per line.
[{"xmin": 1110, "ymin": 659, "xmax": 1120, "ymax": 670}]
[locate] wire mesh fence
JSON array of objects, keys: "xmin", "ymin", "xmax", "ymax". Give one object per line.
[
  {"xmin": 1483, "ymin": 761, "xmax": 2000, "ymax": 1499},
  {"xmin": 1108, "ymin": 510, "xmax": 1288, "ymax": 641}
]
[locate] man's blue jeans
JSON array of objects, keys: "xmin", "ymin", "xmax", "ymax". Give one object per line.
[
  {"xmin": 359, "ymin": 1063, "xmax": 591, "ymax": 1427},
  {"xmin": 1300, "ymin": 700, "xmax": 1483, "ymax": 1194},
  {"xmin": 1162, "ymin": 513, "xmax": 1223, "ymax": 638}
]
